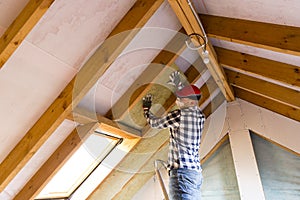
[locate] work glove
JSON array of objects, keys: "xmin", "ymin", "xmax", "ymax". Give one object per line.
[
  {"xmin": 167, "ymin": 71, "xmax": 184, "ymax": 90},
  {"xmin": 142, "ymin": 94, "xmax": 153, "ymax": 113}
]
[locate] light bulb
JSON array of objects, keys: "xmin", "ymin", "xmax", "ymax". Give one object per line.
[{"xmin": 202, "ymin": 50, "xmax": 210, "ymax": 64}]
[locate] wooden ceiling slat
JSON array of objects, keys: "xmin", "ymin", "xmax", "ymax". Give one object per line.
[
  {"xmin": 215, "ymin": 47, "xmax": 300, "ymax": 88},
  {"xmin": 0, "ymin": 0, "xmax": 55, "ymax": 68},
  {"xmin": 234, "ymin": 87, "xmax": 300, "ymax": 122},
  {"xmin": 200, "ymin": 14, "xmax": 300, "ymax": 56},
  {"xmin": 0, "ymin": 0, "xmax": 164, "ymax": 191},
  {"xmin": 14, "ymin": 123, "xmax": 99, "ymax": 200},
  {"xmin": 225, "ymin": 69, "xmax": 300, "ymax": 109},
  {"xmin": 167, "ymin": 0, "xmax": 235, "ymax": 102}
]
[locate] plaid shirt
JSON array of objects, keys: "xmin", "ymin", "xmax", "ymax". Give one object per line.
[{"xmin": 144, "ymin": 106, "xmax": 205, "ymax": 171}]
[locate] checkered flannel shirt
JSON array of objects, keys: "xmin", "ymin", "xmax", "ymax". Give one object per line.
[{"xmin": 144, "ymin": 106, "xmax": 205, "ymax": 171}]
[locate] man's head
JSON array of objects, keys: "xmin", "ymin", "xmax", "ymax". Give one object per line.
[{"xmin": 175, "ymin": 85, "xmax": 201, "ymax": 108}]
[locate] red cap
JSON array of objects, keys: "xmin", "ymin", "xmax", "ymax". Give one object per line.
[{"xmin": 176, "ymin": 85, "xmax": 201, "ymax": 99}]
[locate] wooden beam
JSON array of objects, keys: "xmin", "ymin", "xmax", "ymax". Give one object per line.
[
  {"xmin": 0, "ymin": 0, "xmax": 164, "ymax": 191},
  {"xmin": 0, "ymin": 0, "xmax": 55, "ymax": 68},
  {"xmin": 225, "ymin": 69, "xmax": 300, "ymax": 109},
  {"xmin": 105, "ymin": 28, "xmax": 187, "ymax": 120},
  {"xmin": 233, "ymin": 87, "xmax": 300, "ymax": 122},
  {"xmin": 68, "ymin": 107, "xmax": 141, "ymax": 139},
  {"xmin": 200, "ymin": 14, "xmax": 300, "ymax": 56},
  {"xmin": 14, "ymin": 122, "xmax": 99, "ymax": 200},
  {"xmin": 215, "ymin": 47, "xmax": 300, "ymax": 88},
  {"xmin": 167, "ymin": 0, "xmax": 235, "ymax": 101}
]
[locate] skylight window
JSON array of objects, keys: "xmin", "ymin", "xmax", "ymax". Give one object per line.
[{"xmin": 35, "ymin": 131, "xmax": 122, "ymax": 200}]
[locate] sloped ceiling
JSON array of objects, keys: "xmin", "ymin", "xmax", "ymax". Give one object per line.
[{"xmin": 0, "ymin": 0, "xmax": 299, "ymax": 199}]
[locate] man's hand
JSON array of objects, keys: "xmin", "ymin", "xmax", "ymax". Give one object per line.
[
  {"xmin": 167, "ymin": 71, "xmax": 184, "ymax": 90},
  {"xmin": 142, "ymin": 94, "xmax": 153, "ymax": 112}
]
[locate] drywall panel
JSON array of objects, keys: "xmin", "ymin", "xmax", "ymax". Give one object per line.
[
  {"xmin": 0, "ymin": 0, "xmax": 29, "ymax": 29},
  {"xmin": 26, "ymin": 0, "xmax": 136, "ymax": 69},
  {"xmin": 0, "ymin": 41, "xmax": 77, "ymax": 163}
]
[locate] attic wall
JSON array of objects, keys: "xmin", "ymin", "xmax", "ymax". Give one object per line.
[{"xmin": 132, "ymin": 99, "xmax": 300, "ymax": 199}]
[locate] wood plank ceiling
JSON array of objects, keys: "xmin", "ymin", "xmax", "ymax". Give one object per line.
[{"xmin": 0, "ymin": 0, "xmax": 299, "ymax": 199}]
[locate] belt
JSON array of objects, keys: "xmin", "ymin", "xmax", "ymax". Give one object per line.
[{"xmin": 168, "ymin": 168, "xmax": 200, "ymax": 176}]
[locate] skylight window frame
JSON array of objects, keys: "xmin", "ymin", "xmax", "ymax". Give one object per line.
[{"xmin": 34, "ymin": 131, "xmax": 123, "ymax": 200}]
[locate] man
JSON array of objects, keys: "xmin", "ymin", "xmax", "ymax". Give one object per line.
[{"xmin": 142, "ymin": 71, "xmax": 206, "ymax": 200}]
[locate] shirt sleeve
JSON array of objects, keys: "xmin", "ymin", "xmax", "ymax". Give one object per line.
[{"xmin": 144, "ymin": 109, "xmax": 180, "ymax": 129}]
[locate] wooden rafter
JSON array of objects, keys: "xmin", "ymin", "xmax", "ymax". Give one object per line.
[
  {"xmin": 0, "ymin": 0, "xmax": 55, "ymax": 68},
  {"xmin": 68, "ymin": 107, "xmax": 141, "ymax": 139},
  {"xmin": 215, "ymin": 46, "xmax": 300, "ymax": 122},
  {"xmin": 14, "ymin": 122, "xmax": 99, "ymax": 200},
  {"xmin": 234, "ymin": 87, "xmax": 300, "ymax": 122},
  {"xmin": 0, "ymin": 0, "xmax": 164, "ymax": 191},
  {"xmin": 215, "ymin": 47, "xmax": 300, "ymax": 88},
  {"xmin": 200, "ymin": 14, "xmax": 300, "ymax": 56},
  {"xmin": 225, "ymin": 69, "xmax": 300, "ymax": 109},
  {"xmin": 167, "ymin": 0, "xmax": 235, "ymax": 102}
]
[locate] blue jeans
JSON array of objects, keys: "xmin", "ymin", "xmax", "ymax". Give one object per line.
[{"xmin": 169, "ymin": 168, "xmax": 203, "ymax": 200}]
